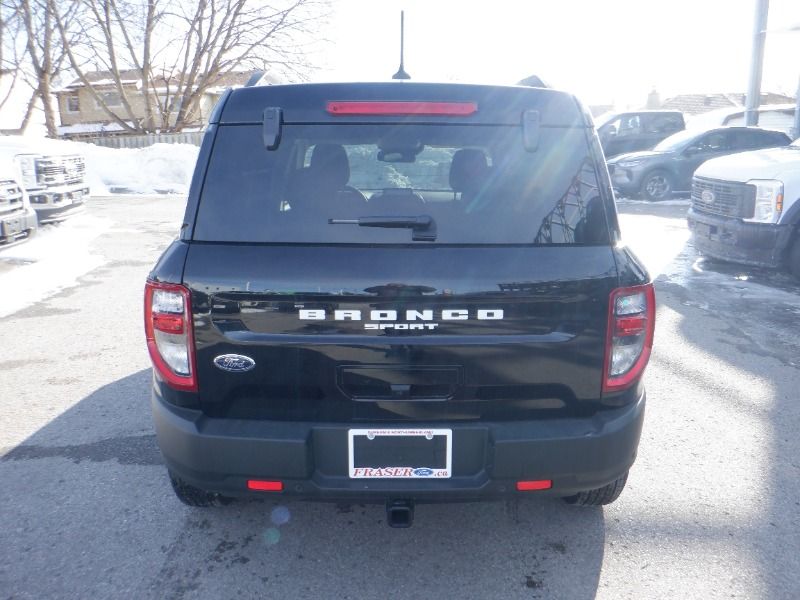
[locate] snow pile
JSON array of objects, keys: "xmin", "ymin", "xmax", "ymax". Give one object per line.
[
  {"xmin": 81, "ymin": 142, "xmax": 199, "ymax": 195},
  {"xmin": 0, "ymin": 135, "xmax": 200, "ymax": 195},
  {"xmin": 0, "ymin": 214, "xmax": 110, "ymax": 318}
]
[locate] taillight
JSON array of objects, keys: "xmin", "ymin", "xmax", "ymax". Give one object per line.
[
  {"xmin": 144, "ymin": 281, "xmax": 197, "ymax": 392},
  {"xmin": 603, "ymin": 284, "xmax": 656, "ymax": 393}
]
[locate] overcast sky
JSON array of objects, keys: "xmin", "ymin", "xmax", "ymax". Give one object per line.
[{"xmin": 314, "ymin": 0, "xmax": 800, "ymax": 108}]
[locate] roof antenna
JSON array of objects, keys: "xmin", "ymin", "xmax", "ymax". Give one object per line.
[{"xmin": 392, "ymin": 11, "xmax": 411, "ymax": 80}]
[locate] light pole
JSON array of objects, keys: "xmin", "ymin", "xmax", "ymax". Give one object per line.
[
  {"xmin": 745, "ymin": 0, "xmax": 800, "ymax": 138},
  {"xmin": 762, "ymin": 23, "xmax": 800, "ymax": 139},
  {"xmin": 745, "ymin": 0, "xmax": 769, "ymax": 126},
  {"xmin": 794, "ymin": 74, "xmax": 800, "ymax": 139}
]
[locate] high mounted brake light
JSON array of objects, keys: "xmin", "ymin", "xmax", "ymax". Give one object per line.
[
  {"xmin": 603, "ymin": 283, "xmax": 656, "ymax": 393},
  {"xmin": 144, "ymin": 281, "xmax": 197, "ymax": 392},
  {"xmin": 326, "ymin": 101, "xmax": 477, "ymax": 116}
]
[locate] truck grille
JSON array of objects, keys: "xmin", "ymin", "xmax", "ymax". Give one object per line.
[
  {"xmin": 0, "ymin": 178, "xmax": 24, "ymax": 215},
  {"xmin": 36, "ymin": 155, "xmax": 86, "ymax": 186},
  {"xmin": 692, "ymin": 177, "xmax": 755, "ymax": 218}
]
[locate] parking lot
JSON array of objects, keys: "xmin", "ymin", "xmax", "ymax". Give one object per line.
[{"xmin": 1, "ymin": 195, "xmax": 799, "ymax": 599}]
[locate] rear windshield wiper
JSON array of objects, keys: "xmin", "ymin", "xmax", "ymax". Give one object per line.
[{"xmin": 328, "ymin": 215, "xmax": 437, "ymax": 241}]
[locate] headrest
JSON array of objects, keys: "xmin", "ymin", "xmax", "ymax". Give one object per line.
[
  {"xmin": 310, "ymin": 143, "xmax": 350, "ymax": 189},
  {"xmin": 449, "ymin": 149, "xmax": 489, "ymax": 192}
]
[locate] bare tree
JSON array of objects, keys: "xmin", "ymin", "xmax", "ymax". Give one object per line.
[
  {"xmin": 1, "ymin": 0, "xmax": 83, "ymax": 135},
  {"xmin": 51, "ymin": 0, "xmax": 327, "ymax": 134},
  {"xmin": 0, "ymin": 0, "xmax": 36, "ymax": 131}
]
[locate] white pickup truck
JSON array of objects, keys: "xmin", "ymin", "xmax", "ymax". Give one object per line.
[
  {"xmin": 0, "ymin": 136, "xmax": 89, "ymax": 224},
  {"xmin": 0, "ymin": 158, "xmax": 38, "ymax": 246},
  {"xmin": 687, "ymin": 139, "xmax": 800, "ymax": 278}
]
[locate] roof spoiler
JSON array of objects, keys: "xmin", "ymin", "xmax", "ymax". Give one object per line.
[
  {"xmin": 517, "ymin": 75, "xmax": 550, "ymax": 89},
  {"xmin": 245, "ymin": 71, "xmax": 265, "ymax": 87}
]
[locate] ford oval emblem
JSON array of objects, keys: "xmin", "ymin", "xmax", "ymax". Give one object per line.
[
  {"xmin": 213, "ymin": 354, "xmax": 256, "ymax": 373},
  {"xmin": 701, "ymin": 189, "xmax": 715, "ymax": 203}
]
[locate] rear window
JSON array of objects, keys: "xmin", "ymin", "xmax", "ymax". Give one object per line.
[{"xmin": 193, "ymin": 123, "xmax": 610, "ymax": 245}]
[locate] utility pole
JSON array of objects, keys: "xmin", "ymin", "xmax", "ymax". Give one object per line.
[
  {"xmin": 794, "ymin": 74, "xmax": 800, "ymax": 139},
  {"xmin": 745, "ymin": 0, "xmax": 770, "ymax": 126}
]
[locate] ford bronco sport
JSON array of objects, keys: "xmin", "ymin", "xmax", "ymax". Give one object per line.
[{"xmin": 145, "ymin": 82, "xmax": 655, "ymax": 525}]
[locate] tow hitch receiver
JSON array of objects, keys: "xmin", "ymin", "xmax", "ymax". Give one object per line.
[{"xmin": 386, "ymin": 499, "xmax": 414, "ymax": 528}]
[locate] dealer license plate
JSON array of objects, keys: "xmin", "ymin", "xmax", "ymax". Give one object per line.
[{"xmin": 348, "ymin": 428, "xmax": 452, "ymax": 479}]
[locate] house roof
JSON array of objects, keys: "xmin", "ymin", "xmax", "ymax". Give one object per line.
[
  {"xmin": 57, "ymin": 69, "xmax": 271, "ymax": 94},
  {"xmin": 660, "ymin": 92, "xmax": 796, "ymax": 115}
]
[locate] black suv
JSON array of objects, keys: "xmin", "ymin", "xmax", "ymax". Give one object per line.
[
  {"xmin": 597, "ymin": 110, "xmax": 685, "ymax": 158},
  {"xmin": 145, "ymin": 82, "xmax": 655, "ymax": 525}
]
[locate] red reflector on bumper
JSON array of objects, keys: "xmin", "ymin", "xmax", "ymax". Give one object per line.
[
  {"xmin": 516, "ymin": 480, "xmax": 552, "ymax": 491},
  {"xmin": 247, "ymin": 480, "xmax": 283, "ymax": 492},
  {"xmin": 326, "ymin": 101, "xmax": 477, "ymax": 116}
]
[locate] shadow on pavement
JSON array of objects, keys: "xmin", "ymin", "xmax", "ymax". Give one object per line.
[{"xmin": 1, "ymin": 369, "xmax": 607, "ymax": 600}]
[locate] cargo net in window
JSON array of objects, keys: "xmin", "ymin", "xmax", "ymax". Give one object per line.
[{"xmin": 534, "ymin": 159, "xmax": 602, "ymax": 245}]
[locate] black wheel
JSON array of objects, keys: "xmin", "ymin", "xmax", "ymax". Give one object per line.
[
  {"xmin": 168, "ymin": 471, "xmax": 233, "ymax": 507},
  {"xmin": 789, "ymin": 236, "xmax": 800, "ymax": 280},
  {"xmin": 562, "ymin": 471, "xmax": 628, "ymax": 506},
  {"xmin": 640, "ymin": 170, "xmax": 674, "ymax": 201}
]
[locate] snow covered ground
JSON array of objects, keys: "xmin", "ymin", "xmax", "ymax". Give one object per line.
[{"xmin": 0, "ymin": 214, "xmax": 110, "ymax": 318}]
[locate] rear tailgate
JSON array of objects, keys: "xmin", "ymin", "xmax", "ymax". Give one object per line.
[
  {"xmin": 183, "ymin": 82, "xmax": 620, "ymax": 423},
  {"xmin": 184, "ymin": 244, "xmax": 617, "ymax": 422}
]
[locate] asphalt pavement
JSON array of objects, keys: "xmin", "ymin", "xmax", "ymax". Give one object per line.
[{"xmin": 1, "ymin": 196, "xmax": 798, "ymax": 599}]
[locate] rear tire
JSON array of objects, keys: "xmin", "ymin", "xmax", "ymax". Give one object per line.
[
  {"xmin": 168, "ymin": 471, "xmax": 233, "ymax": 507},
  {"xmin": 562, "ymin": 471, "xmax": 628, "ymax": 506},
  {"xmin": 640, "ymin": 170, "xmax": 674, "ymax": 201},
  {"xmin": 788, "ymin": 236, "xmax": 800, "ymax": 280}
]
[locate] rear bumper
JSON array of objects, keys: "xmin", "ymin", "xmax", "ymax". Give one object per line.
[
  {"xmin": 0, "ymin": 206, "xmax": 37, "ymax": 246},
  {"xmin": 152, "ymin": 388, "xmax": 646, "ymax": 502},
  {"xmin": 687, "ymin": 208, "xmax": 791, "ymax": 268}
]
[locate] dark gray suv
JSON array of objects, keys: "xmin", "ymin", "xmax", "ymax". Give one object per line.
[{"xmin": 607, "ymin": 126, "xmax": 791, "ymax": 200}]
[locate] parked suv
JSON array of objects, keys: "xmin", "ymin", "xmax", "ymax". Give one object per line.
[
  {"xmin": 607, "ymin": 126, "xmax": 791, "ymax": 200},
  {"xmin": 597, "ymin": 110, "xmax": 685, "ymax": 158},
  {"xmin": 145, "ymin": 82, "xmax": 655, "ymax": 525},
  {"xmin": 0, "ymin": 136, "xmax": 89, "ymax": 223},
  {"xmin": 688, "ymin": 140, "xmax": 800, "ymax": 277},
  {"xmin": 0, "ymin": 159, "xmax": 38, "ymax": 246}
]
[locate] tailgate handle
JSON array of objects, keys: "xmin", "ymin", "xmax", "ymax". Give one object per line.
[{"xmin": 337, "ymin": 366, "xmax": 462, "ymax": 401}]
